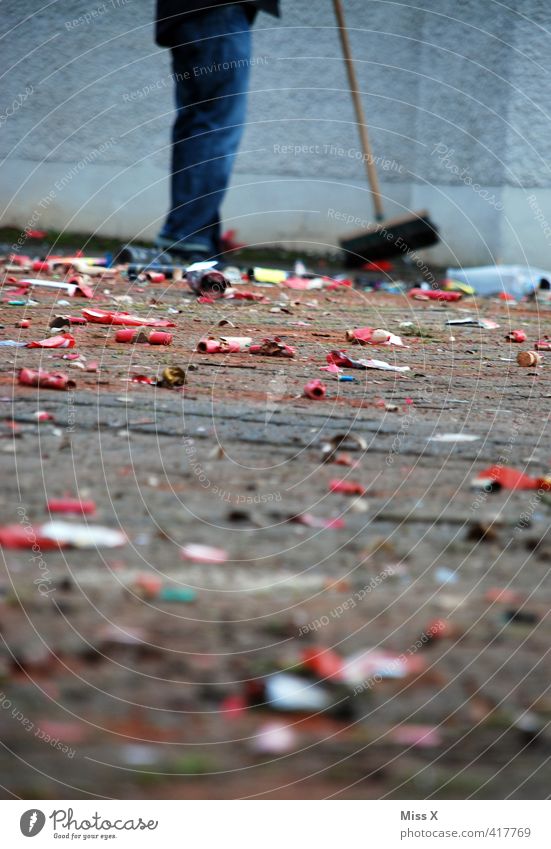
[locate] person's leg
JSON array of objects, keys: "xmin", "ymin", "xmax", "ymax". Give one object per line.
[{"xmin": 158, "ymin": 6, "xmax": 252, "ymax": 257}]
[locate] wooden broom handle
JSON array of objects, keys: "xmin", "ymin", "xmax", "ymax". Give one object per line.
[{"xmin": 332, "ymin": 0, "xmax": 385, "ymax": 220}]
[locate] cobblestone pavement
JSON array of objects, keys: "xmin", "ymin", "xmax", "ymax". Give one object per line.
[{"xmin": 1, "ymin": 268, "xmax": 550, "ymax": 798}]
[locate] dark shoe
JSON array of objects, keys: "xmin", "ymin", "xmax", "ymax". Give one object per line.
[
  {"xmin": 155, "ymin": 235, "xmax": 214, "ymax": 262},
  {"xmin": 114, "ymin": 244, "xmax": 174, "ymax": 265}
]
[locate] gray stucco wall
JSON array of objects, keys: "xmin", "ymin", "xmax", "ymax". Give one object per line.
[{"xmin": 1, "ymin": 0, "xmax": 551, "ymax": 265}]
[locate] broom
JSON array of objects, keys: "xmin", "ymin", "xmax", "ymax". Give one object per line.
[{"xmin": 333, "ymin": 0, "xmax": 439, "ymax": 267}]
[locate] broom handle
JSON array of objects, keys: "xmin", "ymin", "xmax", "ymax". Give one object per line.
[{"xmin": 332, "ymin": 0, "xmax": 385, "ymax": 220}]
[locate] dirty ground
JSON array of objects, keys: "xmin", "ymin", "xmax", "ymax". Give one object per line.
[{"xmin": 1, "ymin": 263, "xmax": 550, "ymax": 799}]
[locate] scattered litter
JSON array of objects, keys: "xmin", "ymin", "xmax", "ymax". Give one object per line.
[
  {"xmin": 40, "ymin": 521, "xmax": 127, "ymax": 548},
  {"xmin": 485, "ymin": 587, "xmax": 523, "ymax": 604},
  {"xmin": 50, "ymin": 315, "xmax": 87, "ymax": 328},
  {"xmin": 409, "ymin": 287, "xmax": 462, "ymax": 302},
  {"xmin": 435, "ymin": 567, "xmax": 458, "ymax": 584},
  {"xmin": 446, "ymin": 317, "xmax": 500, "ymax": 329},
  {"xmin": 329, "ymin": 451, "xmax": 358, "ymax": 466},
  {"xmin": 517, "ymin": 350, "xmax": 542, "ymax": 367},
  {"xmin": 115, "ymin": 328, "xmax": 173, "ymax": 345},
  {"xmin": 18, "ymin": 278, "xmax": 94, "ymax": 298},
  {"xmin": 422, "ymin": 618, "xmax": 454, "ymax": 642},
  {"xmin": 301, "ymin": 647, "xmax": 343, "ymax": 679},
  {"xmin": 279, "ymin": 275, "xmax": 328, "ymax": 291},
  {"xmin": 376, "ymin": 399, "xmax": 399, "ymax": 412},
  {"xmin": 321, "ymin": 433, "xmax": 367, "ymax": 462},
  {"xmin": 0, "ymin": 524, "xmax": 61, "ymax": 550},
  {"xmin": 303, "ymin": 379, "xmax": 326, "ymax": 400},
  {"xmin": 342, "ymin": 648, "xmax": 426, "ymax": 685},
  {"xmin": 329, "ymin": 479, "xmax": 367, "ymax": 496},
  {"xmin": 0, "ymin": 521, "xmax": 126, "ymax": 549},
  {"xmin": 346, "ymin": 327, "xmax": 407, "ymax": 347},
  {"xmin": 35, "ymin": 720, "xmax": 88, "ymax": 744},
  {"xmin": 196, "ymin": 336, "xmax": 251, "ymax": 353},
  {"xmin": 223, "ymin": 289, "xmax": 266, "ymax": 302},
  {"xmin": 142, "ymin": 271, "xmax": 165, "ymax": 283},
  {"xmin": 131, "ymin": 375, "xmax": 156, "ymax": 385},
  {"xmin": 134, "ymin": 574, "xmax": 163, "ymax": 598},
  {"xmin": 186, "ymin": 269, "xmax": 229, "ymax": 296},
  {"xmin": 472, "ymin": 465, "xmax": 551, "ymax": 491},
  {"xmin": 158, "ymin": 366, "xmax": 186, "ymax": 388},
  {"xmin": 27, "ymin": 333, "xmax": 76, "ymax": 349},
  {"xmin": 289, "ymin": 513, "xmax": 345, "ymax": 530},
  {"xmin": 250, "ymin": 338, "xmax": 296, "ymax": 357},
  {"xmin": 327, "ymin": 351, "xmax": 410, "ymax": 372},
  {"xmin": 8, "ymin": 253, "xmax": 32, "ymax": 267},
  {"xmin": 47, "ymin": 498, "xmax": 96, "ymax": 515},
  {"xmin": 5, "ymin": 238, "xmax": 549, "ymax": 797},
  {"xmin": 506, "ymin": 330, "xmax": 527, "ymax": 343},
  {"xmin": 263, "ymin": 673, "xmax": 332, "ymax": 712},
  {"xmin": 429, "ymin": 433, "xmax": 480, "ymax": 443},
  {"xmin": 82, "ymin": 309, "xmax": 176, "ymax": 327},
  {"xmin": 251, "ymin": 721, "xmax": 297, "ymax": 755},
  {"xmin": 180, "ymin": 543, "xmax": 228, "ymax": 563},
  {"xmin": 18, "ymin": 368, "xmax": 76, "ymax": 390},
  {"xmin": 442, "ymin": 278, "xmax": 475, "ymax": 295},
  {"xmin": 502, "ymin": 609, "xmax": 539, "ymax": 626},
  {"xmin": 389, "ymin": 725, "xmax": 442, "ymax": 748},
  {"xmin": 514, "ymin": 711, "xmax": 543, "ymax": 745},
  {"xmin": 250, "ymin": 266, "xmax": 287, "ymax": 284},
  {"xmin": 467, "ymin": 520, "xmax": 500, "ymax": 542},
  {"xmin": 157, "ymin": 587, "xmax": 197, "ymax": 603}
]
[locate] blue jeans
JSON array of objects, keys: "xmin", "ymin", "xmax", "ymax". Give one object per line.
[{"xmin": 158, "ymin": 6, "xmax": 252, "ymax": 256}]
